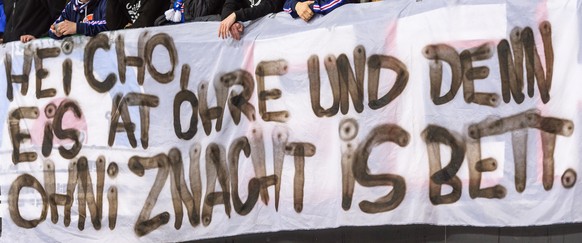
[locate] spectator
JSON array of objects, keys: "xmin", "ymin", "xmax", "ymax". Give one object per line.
[
  {"xmin": 219, "ymin": 0, "xmax": 284, "ymax": 40},
  {"xmin": 49, "ymin": 0, "xmax": 108, "ymax": 39},
  {"xmin": 3, "ymin": 0, "xmax": 66, "ymax": 43},
  {"xmin": 283, "ymin": 0, "xmax": 356, "ymax": 22},
  {"xmin": 156, "ymin": 0, "xmax": 225, "ymax": 26},
  {"xmin": 107, "ymin": 0, "xmax": 171, "ymax": 30}
]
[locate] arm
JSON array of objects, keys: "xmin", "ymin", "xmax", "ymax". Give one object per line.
[
  {"xmin": 218, "ymin": 0, "xmax": 240, "ymax": 39},
  {"xmin": 234, "ymin": 0, "xmax": 283, "ymax": 22},
  {"xmin": 48, "ymin": 4, "xmax": 72, "ymax": 39},
  {"xmin": 311, "ymin": 0, "xmax": 348, "ymax": 15},
  {"xmin": 284, "ymin": 0, "xmax": 315, "ymax": 22},
  {"xmin": 283, "ymin": 0, "xmax": 300, "ymax": 18},
  {"xmin": 220, "ymin": 0, "xmax": 239, "ymax": 20},
  {"xmin": 77, "ymin": 21, "xmax": 108, "ymax": 37}
]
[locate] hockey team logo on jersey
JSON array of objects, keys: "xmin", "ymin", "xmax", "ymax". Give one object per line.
[
  {"xmin": 83, "ymin": 14, "xmax": 94, "ymax": 23},
  {"xmin": 126, "ymin": 2, "xmax": 142, "ymax": 22}
]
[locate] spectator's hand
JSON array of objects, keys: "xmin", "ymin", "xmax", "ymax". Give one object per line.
[
  {"xmin": 219, "ymin": 13, "xmax": 236, "ymax": 39},
  {"xmin": 56, "ymin": 20, "xmax": 77, "ymax": 36},
  {"xmin": 20, "ymin": 35, "xmax": 36, "ymax": 43},
  {"xmin": 50, "ymin": 24, "xmax": 62, "ymax": 37},
  {"xmin": 296, "ymin": 1, "xmax": 315, "ymax": 22},
  {"xmin": 229, "ymin": 22, "xmax": 244, "ymax": 40}
]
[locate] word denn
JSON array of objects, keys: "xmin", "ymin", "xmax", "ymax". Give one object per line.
[{"xmin": 423, "ymin": 21, "xmax": 553, "ymax": 106}]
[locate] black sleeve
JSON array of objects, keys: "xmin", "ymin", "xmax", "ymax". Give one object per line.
[
  {"xmin": 206, "ymin": 0, "xmax": 226, "ymax": 15},
  {"xmin": 220, "ymin": 0, "xmax": 240, "ymax": 20},
  {"xmin": 41, "ymin": 0, "xmax": 67, "ymax": 20},
  {"xmin": 131, "ymin": 0, "xmax": 171, "ymax": 28},
  {"xmin": 106, "ymin": 0, "xmax": 131, "ymax": 30},
  {"xmin": 234, "ymin": 0, "xmax": 283, "ymax": 22},
  {"xmin": 4, "ymin": 0, "xmax": 13, "ymax": 22}
]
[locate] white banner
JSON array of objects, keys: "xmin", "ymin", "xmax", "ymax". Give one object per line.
[{"xmin": 1, "ymin": 0, "xmax": 581, "ymax": 241}]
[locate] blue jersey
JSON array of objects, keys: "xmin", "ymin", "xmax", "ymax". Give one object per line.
[{"xmin": 49, "ymin": 0, "xmax": 108, "ymax": 39}]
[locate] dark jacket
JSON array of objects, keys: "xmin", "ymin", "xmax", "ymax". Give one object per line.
[
  {"xmin": 221, "ymin": 0, "xmax": 283, "ymax": 22},
  {"xmin": 107, "ymin": 0, "xmax": 170, "ymax": 30},
  {"xmin": 49, "ymin": 0, "xmax": 108, "ymax": 39},
  {"xmin": 3, "ymin": 0, "xmax": 66, "ymax": 42}
]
